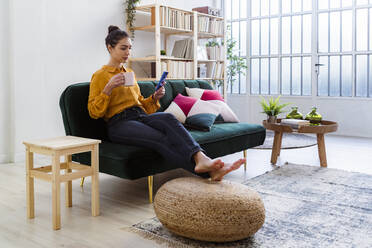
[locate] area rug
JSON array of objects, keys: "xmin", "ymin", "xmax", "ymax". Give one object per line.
[
  {"xmin": 124, "ymin": 164, "xmax": 372, "ymax": 248},
  {"xmin": 254, "ymin": 130, "xmax": 317, "ymax": 149}
]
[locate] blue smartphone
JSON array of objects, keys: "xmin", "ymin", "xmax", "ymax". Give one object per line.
[{"xmin": 155, "ymin": 71, "xmax": 169, "ymax": 91}]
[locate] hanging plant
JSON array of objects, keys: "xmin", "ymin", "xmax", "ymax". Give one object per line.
[{"xmin": 125, "ymin": 0, "xmax": 141, "ymax": 38}]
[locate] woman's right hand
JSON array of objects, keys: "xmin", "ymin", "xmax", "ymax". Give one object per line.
[{"xmin": 103, "ymin": 73, "xmax": 125, "ymax": 95}]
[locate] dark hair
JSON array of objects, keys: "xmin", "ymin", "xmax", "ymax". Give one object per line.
[{"xmin": 105, "ymin": 25, "xmax": 129, "ymax": 49}]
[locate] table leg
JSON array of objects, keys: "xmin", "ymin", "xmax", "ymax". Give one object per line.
[
  {"xmin": 26, "ymin": 148, "xmax": 34, "ymax": 219},
  {"xmin": 277, "ymin": 132, "xmax": 283, "ymax": 156},
  {"xmin": 271, "ymin": 131, "xmax": 283, "ymax": 165},
  {"xmin": 243, "ymin": 150, "xmax": 247, "ymax": 171},
  {"xmin": 52, "ymin": 153, "xmax": 61, "ymax": 230},
  {"xmin": 317, "ymin": 134, "xmax": 327, "ymax": 167},
  {"xmin": 91, "ymin": 145, "xmax": 100, "ymax": 217},
  {"xmin": 65, "ymin": 155, "xmax": 72, "ymax": 207}
]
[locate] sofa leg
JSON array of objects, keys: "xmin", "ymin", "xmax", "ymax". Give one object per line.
[
  {"xmin": 243, "ymin": 150, "xmax": 247, "ymax": 171},
  {"xmin": 80, "ymin": 177, "xmax": 85, "ymax": 187},
  {"xmin": 148, "ymin": 176, "xmax": 153, "ymax": 204}
]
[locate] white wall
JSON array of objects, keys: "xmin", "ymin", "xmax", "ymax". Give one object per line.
[
  {"xmin": 3, "ymin": 0, "xmax": 216, "ymax": 163},
  {"xmin": 9, "ymin": 0, "xmax": 126, "ymax": 162},
  {"xmin": 227, "ymin": 95, "xmax": 372, "ymax": 138},
  {"xmin": 0, "ymin": 0, "xmax": 11, "ymax": 163}
]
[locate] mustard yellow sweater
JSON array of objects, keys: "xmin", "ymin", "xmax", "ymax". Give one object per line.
[{"xmin": 88, "ymin": 65, "xmax": 160, "ymax": 121}]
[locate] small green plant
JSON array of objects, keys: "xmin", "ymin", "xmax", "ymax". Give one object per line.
[
  {"xmin": 259, "ymin": 95, "xmax": 291, "ymax": 116},
  {"xmin": 206, "ymin": 40, "xmax": 219, "ymax": 47},
  {"xmin": 160, "ymin": 50, "xmax": 166, "ymax": 55}
]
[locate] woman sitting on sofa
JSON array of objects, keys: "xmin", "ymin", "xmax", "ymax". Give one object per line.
[{"xmin": 88, "ymin": 25, "xmax": 245, "ymax": 181}]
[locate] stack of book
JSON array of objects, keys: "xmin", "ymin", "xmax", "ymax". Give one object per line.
[
  {"xmin": 161, "ymin": 61, "xmax": 193, "ymax": 79},
  {"xmin": 280, "ymin": 119, "xmax": 310, "ymax": 129},
  {"xmin": 171, "ymin": 39, "xmax": 194, "ymax": 59},
  {"xmin": 198, "ymin": 17, "xmax": 224, "ymax": 35},
  {"xmin": 152, "ymin": 6, "xmax": 193, "ymax": 30}
]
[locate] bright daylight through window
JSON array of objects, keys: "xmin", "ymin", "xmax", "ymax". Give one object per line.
[{"xmin": 225, "ymin": 0, "xmax": 372, "ymax": 98}]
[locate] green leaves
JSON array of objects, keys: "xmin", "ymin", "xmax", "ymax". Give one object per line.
[
  {"xmin": 226, "ymin": 25, "xmax": 247, "ymax": 86},
  {"xmin": 259, "ymin": 95, "xmax": 291, "ymax": 116},
  {"xmin": 125, "ymin": 0, "xmax": 141, "ymax": 38}
]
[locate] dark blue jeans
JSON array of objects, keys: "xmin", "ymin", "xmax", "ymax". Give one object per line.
[{"xmin": 107, "ymin": 106, "xmax": 208, "ymax": 177}]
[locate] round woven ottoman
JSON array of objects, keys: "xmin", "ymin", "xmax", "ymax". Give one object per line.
[{"xmin": 154, "ymin": 177, "xmax": 265, "ymax": 242}]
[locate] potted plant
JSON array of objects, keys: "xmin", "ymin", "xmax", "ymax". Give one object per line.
[{"xmin": 260, "ymin": 95, "xmax": 291, "ymax": 123}]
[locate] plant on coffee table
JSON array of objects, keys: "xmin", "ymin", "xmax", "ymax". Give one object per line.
[{"xmin": 260, "ymin": 95, "xmax": 291, "ymax": 123}]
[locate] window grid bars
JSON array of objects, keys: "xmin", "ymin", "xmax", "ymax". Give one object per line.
[
  {"xmin": 250, "ymin": 0, "xmax": 310, "ymax": 96},
  {"xmin": 340, "ymin": 8, "xmax": 343, "ymax": 96},
  {"xmin": 227, "ymin": 0, "xmax": 372, "ymax": 98}
]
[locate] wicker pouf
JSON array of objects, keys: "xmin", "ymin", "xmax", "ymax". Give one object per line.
[{"xmin": 154, "ymin": 177, "xmax": 265, "ymax": 242}]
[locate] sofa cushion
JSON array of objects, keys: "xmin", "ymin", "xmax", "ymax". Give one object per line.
[
  {"xmin": 73, "ymin": 122, "xmax": 266, "ymax": 180},
  {"xmin": 190, "ymin": 123, "xmax": 266, "ymax": 159},
  {"xmin": 137, "ymin": 81, "xmax": 156, "ymax": 98},
  {"xmin": 164, "ymin": 93, "xmax": 221, "ymax": 131},
  {"xmin": 186, "ymin": 87, "xmax": 239, "ymax": 123},
  {"xmin": 59, "ymin": 83, "xmax": 109, "ymax": 141}
]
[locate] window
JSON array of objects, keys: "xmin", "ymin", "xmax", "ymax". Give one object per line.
[{"xmin": 224, "ymin": 0, "xmax": 372, "ymax": 97}]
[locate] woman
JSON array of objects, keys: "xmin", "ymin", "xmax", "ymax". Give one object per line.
[{"xmin": 88, "ymin": 25, "xmax": 245, "ymax": 181}]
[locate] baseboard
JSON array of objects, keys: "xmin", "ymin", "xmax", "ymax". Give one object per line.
[
  {"xmin": 14, "ymin": 152, "xmax": 24, "ymax": 163},
  {"xmin": 0, "ymin": 154, "xmax": 12, "ymax": 164}
]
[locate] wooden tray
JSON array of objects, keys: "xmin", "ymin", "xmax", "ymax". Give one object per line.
[{"xmin": 263, "ymin": 119, "xmax": 338, "ymax": 134}]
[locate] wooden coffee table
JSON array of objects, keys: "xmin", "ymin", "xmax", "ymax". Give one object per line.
[{"xmin": 262, "ymin": 119, "xmax": 338, "ymax": 167}]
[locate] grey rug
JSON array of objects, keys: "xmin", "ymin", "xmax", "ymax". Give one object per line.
[
  {"xmin": 125, "ymin": 164, "xmax": 372, "ymax": 248},
  {"xmin": 255, "ymin": 130, "xmax": 317, "ymax": 149}
]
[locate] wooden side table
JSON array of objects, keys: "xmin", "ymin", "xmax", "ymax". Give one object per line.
[
  {"xmin": 263, "ymin": 119, "xmax": 338, "ymax": 167},
  {"xmin": 23, "ymin": 136, "xmax": 101, "ymax": 230}
]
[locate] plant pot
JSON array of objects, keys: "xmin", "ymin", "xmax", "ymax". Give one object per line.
[
  {"xmin": 286, "ymin": 106, "xmax": 303, "ymax": 119},
  {"xmin": 305, "ymin": 107, "xmax": 322, "ymax": 126},
  {"xmin": 267, "ymin": 115, "xmax": 277, "ymax": 124}
]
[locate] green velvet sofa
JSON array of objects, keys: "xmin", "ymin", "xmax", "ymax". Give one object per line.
[{"xmin": 59, "ymin": 80, "xmax": 266, "ymax": 202}]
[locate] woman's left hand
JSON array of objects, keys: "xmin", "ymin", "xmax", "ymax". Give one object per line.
[{"xmin": 153, "ymin": 82, "xmax": 166, "ymax": 101}]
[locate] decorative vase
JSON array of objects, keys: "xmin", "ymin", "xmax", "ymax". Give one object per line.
[
  {"xmin": 267, "ymin": 115, "xmax": 277, "ymax": 124},
  {"xmin": 305, "ymin": 107, "xmax": 322, "ymax": 125},
  {"xmin": 286, "ymin": 106, "xmax": 303, "ymax": 119}
]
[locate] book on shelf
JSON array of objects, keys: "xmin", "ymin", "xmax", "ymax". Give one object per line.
[
  {"xmin": 198, "ymin": 16, "xmax": 224, "ymax": 35},
  {"xmin": 198, "ymin": 64, "xmax": 207, "ymax": 78},
  {"xmin": 161, "ymin": 60, "xmax": 193, "ymax": 79},
  {"xmin": 152, "ymin": 6, "xmax": 193, "ymax": 31},
  {"xmin": 206, "ymin": 62, "xmax": 216, "ymax": 78},
  {"xmin": 171, "ymin": 38, "xmax": 195, "ymax": 59}
]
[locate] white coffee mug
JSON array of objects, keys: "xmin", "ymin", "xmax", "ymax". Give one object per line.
[{"xmin": 123, "ymin": 72, "xmax": 135, "ymax": 86}]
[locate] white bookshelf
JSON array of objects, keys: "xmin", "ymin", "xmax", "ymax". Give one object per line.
[{"xmin": 127, "ymin": 4, "xmax": 227, "ymax": 99}]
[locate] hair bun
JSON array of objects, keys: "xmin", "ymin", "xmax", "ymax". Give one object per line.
[{"xmin": 108, "ymin": 25, "xmax": 120, "ymax": 34}]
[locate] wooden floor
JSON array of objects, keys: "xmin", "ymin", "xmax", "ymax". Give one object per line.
[{"xmin": 1, "ymin": 134, "xmax": 371, "ymax": 247}]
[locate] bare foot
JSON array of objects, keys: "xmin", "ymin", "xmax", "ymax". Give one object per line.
[
  {"xmin": 194, "ymin": 152, "xmax": 224, "ymax": 173},
  {"xmin": 209, "ymin": 158, "xmax": 246, "ymax": 181}
]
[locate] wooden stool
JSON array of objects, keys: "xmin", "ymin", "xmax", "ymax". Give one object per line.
[{"xmin": 23, "ymin": 136, "xmax": 101, "ymax": 230}]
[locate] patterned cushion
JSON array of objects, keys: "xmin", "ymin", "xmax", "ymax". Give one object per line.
[
  {"xmin": 164, "ymin": 93, "xmax": 221, "ymax": 131},
  {"xmin": 185, "ymin": 87, "xmax": 239, "ymax": 123}
]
